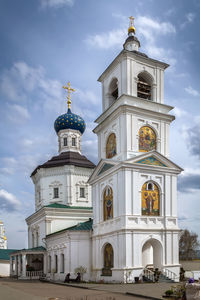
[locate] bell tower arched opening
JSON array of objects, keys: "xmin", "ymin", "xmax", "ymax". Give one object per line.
[
  {"xmin": 137, "ymin": 72, "xmax": 153, "ymax": 100},
  {"xmin": 108, "ymin": 78, "xmax": 118, "ymax": 106},
  {"xmin": 142, "ymin": 239, "xmax": 162, "ymax": 269}
]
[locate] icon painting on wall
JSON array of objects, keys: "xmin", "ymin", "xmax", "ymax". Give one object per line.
[
  {"xmin": 141, "ymin": 182, "xmax": 159, "ymax": 216},
  {"xmin": 103, "ymin": 186, "xmax": 113, "ymax": 220},
  {"xmin": 106, "ymin": 133, "xmax": 117, "ymax": 158},
  {"xmin": 139, "ymin": 126, "xmax": 156, "ymax": 152}
]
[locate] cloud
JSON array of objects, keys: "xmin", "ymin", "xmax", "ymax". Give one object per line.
[
  {"xmin": 39, "ymin": 0, "xmax": 74, "ymax": 9},
  {"xmin": 7, "ymin": 104, "xmax": 30, "ymax": 123},
  {"xmin": 173, "ymin": 107, "xmax": 187, "ymax": 118},
  {"xmin": 185, "ymin": 86, "xmax": 200, "ymax": 97},
  {"xmin": 178, "ymin": 168, "xmax": 200, "ymax": 192},
  {"xmin": 180, "ymin": 13, "xmax": 195, "ymax": 29},
  {"xmin": 0, "ymin": 189, "xmax": 21, "ymax": 212},
  {"xmin": 85, "ymin": 15, "xmax": 176, "ymax": 68},
  {"xmin": 85, "ymin": 28, "xmax": 126, "ymax": 49}
]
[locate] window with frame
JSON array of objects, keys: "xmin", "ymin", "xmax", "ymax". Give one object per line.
[
  {"xmin": 63, "ymin": 137, "xmax": 68, "ymax": 146},
  {"xmin": 72, "ymin": 137, "xmax": 76, "ymax": 146},
  {"xmin": 53, "ymin": 187, "xmax": 59, "ymax": 199},
  {"xmin": 80, "ymin": 187, "xmax": 85, "ymax": 198}
]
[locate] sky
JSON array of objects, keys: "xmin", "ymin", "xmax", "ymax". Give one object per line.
[{"xmin": 0, "ymin": 0, "xmax": 200, "ymax": 249}]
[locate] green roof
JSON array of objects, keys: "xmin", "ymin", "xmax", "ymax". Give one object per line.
[
  {"xmin": 46, "ymin": 219, "xmax": 93, "ymax": 238},
  {"xmin": 98, "ymin": 163, "xmax": 114, "ymax": 176},
  {"xmin": 11, "ymin": 246, "xmax": 46, "ymax": 254},
  {"xmin": 0, "ymin": 249, "xmax": 18, "ymax": 260},
  {"xmin": 45, "ymin": 203, "xmax": 93, "ymax": 210}
]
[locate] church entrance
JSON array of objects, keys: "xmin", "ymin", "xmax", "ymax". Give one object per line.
[{"xmin": 142, "ymin": 239, "xmax": 162, "ymax": 270}]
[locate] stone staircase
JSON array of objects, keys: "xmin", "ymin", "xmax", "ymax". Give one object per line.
[{"xmin": 142, "ymin": 267, "xmax": 175, "ymax": 283}]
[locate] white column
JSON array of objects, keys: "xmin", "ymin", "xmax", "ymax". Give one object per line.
[
  {"xmin": 43, "ymin": 253, "xmax": 47, "ymax": 274},
  {"xmin": 18, "ymin": 255, "xmax": 21, "ymax": 277},
  {"xmin": 10, "ymin": 256, "xmax": 13, "ymax": 276},
  {"xmin": 14, "ymin": 256, "xmax": 17, "ymax": 276},
  {"xmin": 21, "ymin": 255, "xmax": 26, "ymax": 278}
]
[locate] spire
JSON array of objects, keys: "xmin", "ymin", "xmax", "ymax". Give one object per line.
[
  {"xmin": 63, "ymin": 81, "xmax": 75, "ymax": 110},
  {"xmin": 123, "ymin": 16, "xmax": 140, "ymax": 51},
  {"xmin": 128, "ymin": 16, "xmax": 136, "ymax": 35}
]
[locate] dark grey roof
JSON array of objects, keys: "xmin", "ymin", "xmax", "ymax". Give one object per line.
[
  {"xmin": 123, "ymin": 35, "xmax": 141, "ymax": 48},
  {"xmin": 31, "ymin": 151, "xmax": 96, "ymax": 176},
  {"xmin": 131, "ymin": 50, "xmax": 148, "ymax": 58}
]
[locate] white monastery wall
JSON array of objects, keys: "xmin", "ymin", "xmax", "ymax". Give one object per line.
[
  {"xmin": 0, "ymin": 261, "xmax": 9, "ymax": 277},
  {"xmin": 46, "ymin": 232, "xmax": 91, "ymax": 281}
]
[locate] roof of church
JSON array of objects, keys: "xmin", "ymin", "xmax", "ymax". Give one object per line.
[
  {"xmin": 9, "ymin": 246, "xmax": 46, "ymax": 255},
  {"xmin": 46, "ymin": 219, "xmax": 93, "ymax": 238},
  {"xmin": 0, "ymin": 249, "xmax": 18, "ymax": 260},
  {"xmin": 31, "ymin": 151, "xmax": 96, "ymax": 176},
  {"xmin": 45, "ymin": 203, "xmax": 92, "ymax": 210}
]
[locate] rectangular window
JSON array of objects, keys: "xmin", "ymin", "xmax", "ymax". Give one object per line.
[
  {"xmin": 72, "ymin": 137, "xmax": 76, "ymax": 146},
  {"xmin": 60, "ymin": 254, "xmax": 64, "ymax": 273},
  {"xmin": 53, "ymin": 187, "xmax": 59, "ymax": 199},
  {"xmin": 63, "ymin": 137, "xmax": 67, "ymax": 146},
  {"xmin": 55, "ymin": 255, "xmax": 58, "ymax": 273},
  {"xmin": 80, "ymin": 187, "xmax": 85, "ymax": 198}
]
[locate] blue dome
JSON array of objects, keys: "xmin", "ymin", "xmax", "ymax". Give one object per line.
[{"xmin": 54, "ymin": 108, "xmax": 86, "ymax": 134}]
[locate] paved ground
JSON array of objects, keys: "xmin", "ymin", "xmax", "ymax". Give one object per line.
[{"xmin": 0, "ymin": 278, "xmax": 156, "ymax": 300}]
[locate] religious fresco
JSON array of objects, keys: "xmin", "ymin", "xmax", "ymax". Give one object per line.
[
  {"xmin": 135, "ymin": 156, "xmax": 167, "ymax": 167},
  {"xmin": 139, "ymin": 126, "xmax": 156, "ymax": 152},
  {"xmin": 103, "ymin": 186, "xmax": 113, "ymax": 221},
  {"xmin": 141, "ymin": 182, "xmax": 160, "ymax": 216},
  {"xmin": 106, "ymin": 133, "xmax": 117, "ymax": 159},
  {"xmin": 104, "ymin": 243, "xmax": 114, "ymax": 269}
]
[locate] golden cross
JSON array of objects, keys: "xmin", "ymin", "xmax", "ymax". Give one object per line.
[
  {"xmin": 63, "ymin": 81, "xmax": 75, "ymax": 109},
  {"xmin": 129, "ymin": 16, "xmax": 134, "ymax": 27}
]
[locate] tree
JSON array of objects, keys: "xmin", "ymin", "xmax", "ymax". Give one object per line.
[
  {"xmin": 179, "ymin": 229, "xmax": 200, "ymax": 260},
  {"xmin": 74, "ymin": 266, "xmax": 87, "ymax": 281}
]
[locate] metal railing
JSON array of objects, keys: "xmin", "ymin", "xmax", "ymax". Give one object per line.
[
  {"xmin": 26, "ymin": 271, "xmax": 43, "ymax": 279},
  {"xmin": 143, "ymin": 267, "xmax": 154, "ymax": 282},
  {"xmin": 162, "ymin": 268, "xmax": 177, "ymax": 281}
]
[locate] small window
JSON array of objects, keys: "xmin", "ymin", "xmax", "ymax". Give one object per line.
[
  {"xmin": 72, "ymin": 137, "xmax": 76, "ymax": 146},
  {"xmin": 80, "ymin": 187, "xmax": 85, "ymax": 198},
  {"xmin": 53, "ymin": 187, "xmax": 59, "ymax": 199},
  {"xmin": 63, "ymin": 137, "xmax": 67, "ymax": 146},
  {"xmin": 147, "ymin": 183, "xmax": 153, "ymax": 190}
]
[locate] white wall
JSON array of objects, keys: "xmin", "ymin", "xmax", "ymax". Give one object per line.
[{"xmin": 0, "ymin": 261, "xmax": 9, "ymax": 276}]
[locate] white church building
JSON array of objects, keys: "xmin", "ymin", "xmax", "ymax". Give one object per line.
[{"xmin": 10, "ymin": 18, "xmax": 182, "ymax": 283}]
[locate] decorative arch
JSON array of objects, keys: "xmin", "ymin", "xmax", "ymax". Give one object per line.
[
  {"xmin": 106, "ymin": 133, "xmax": 117, "ymax": 159},
  {"xmin": 141, "ymin": 181, "xmax": 160, "ymax": 216},
  {"xmin": 139, "ymin": 126, "xmax": 156, "ymax": 152},
  {"xmin": 103, "ymin": 186, "xmax": 113, "ymax": 221},
  {"xmin": 142, "ymin": 238, "xmax": 163, "ymax": 269},
  {"xmin": 102, "ymin": 243, "xmax": 114, "ymax": 276},
  {"xmin": 137, "ymin": 71, "xmax": 153, "ymax": 100}
]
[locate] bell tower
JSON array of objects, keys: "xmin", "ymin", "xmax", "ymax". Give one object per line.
[
  {"xmin": 90, "ymin": 17, "xmax": 182, "ymax": 283},
  {"xmin": 95, "ymin": 17, "xmax": 173, "ymax": 162}
]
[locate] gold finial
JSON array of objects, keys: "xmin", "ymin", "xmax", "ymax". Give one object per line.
[
  {"xmin": 128, "ymin": 16, "xmax": 136, "ymax": 34},
  {"xmin": 63, "ymin": 81, "xmax": 75, "ymax": 109}
]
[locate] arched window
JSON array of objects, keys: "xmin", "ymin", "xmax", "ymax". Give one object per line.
[
  {"xmin": 60, "ymin": 254, "xmax": 64, "ymax": 273},
  {"xmin": 109, "ymin": 78, "xmax": 118, "ymax": 100},
  {"xmin": 106, "ymin": 133, "xmax": 117, "ymax": 159},
  {"xmin": 55, "ymin": 255, "xmax": 58, "ymax": 273},
  {"xmin": 102, "ymin": 243, "xmax": 114, "ymax": 276},
  {"xmin": 48, "ymin": 255, "xmax": 51, "ymax": 273},
  {"xmin": 141, "ymin": 182, "xmax": 160, "ymax": 216},
  {"xmin": 139, "ymin": 126, "xmax": 156, "ymax": 152},
  {"xmin": 103, "ymin": 186, "xmax": 113, "ymax": 221},
  {"xmin": 137, "ymin": 73, "xmax": 152, "ymax": 100}
]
